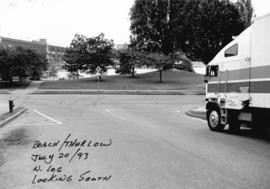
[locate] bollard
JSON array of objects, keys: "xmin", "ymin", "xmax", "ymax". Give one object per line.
[{"xmin": 9, "ymin": 98, "xmax": 14, "ymax": 113}]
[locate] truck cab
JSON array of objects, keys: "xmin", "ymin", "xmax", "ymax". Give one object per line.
[{"xmin": 204, "ymin": 14, "xmax": 270, "ymax": 135}]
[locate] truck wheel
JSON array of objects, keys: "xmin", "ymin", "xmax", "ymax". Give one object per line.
[
  {"xmin": 207, "ymin": 108, "xmax": 225, "ymax": 132},
  {"xmin": 228, "ymin": 111, "xmax": 241, "ymax": 133}
]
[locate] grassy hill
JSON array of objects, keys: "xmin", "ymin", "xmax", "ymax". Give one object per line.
[{"xmin": 40, "ymin": 70, "xmax": 204, "ymax": 91}]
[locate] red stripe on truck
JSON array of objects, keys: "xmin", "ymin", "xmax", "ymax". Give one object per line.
[
  {"xmin": 208, "ymin": 65, "xmax": 270, "ymax": 82},
  {"xmin": 207, "ymin": 80, "xmax": 270, "ymax": 93}
]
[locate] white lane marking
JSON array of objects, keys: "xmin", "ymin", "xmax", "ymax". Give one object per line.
[
  {"xmin": 32, "ymin": 109, "xmax": 63, "ymax": 125},
  {"xmin": 184, "ymin": 114, "xmax": 206, "ymax": 123},
  {"xmin": 105, "ymin": 109, "xmax": 128, "ymax": 121}
]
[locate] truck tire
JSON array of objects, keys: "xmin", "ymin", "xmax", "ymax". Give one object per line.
[
  {"xmin": 228, "ymin": 111, "xmax": 241, "ymax": 133},
  {"xmin": 207, "ymin": 107, "xmax": 225, "ymax": 132}
]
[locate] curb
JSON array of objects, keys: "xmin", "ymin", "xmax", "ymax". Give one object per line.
[
  {"xmin": 185, "ymin": 109, "xmax": 206, "ymax": 120},
  {"xmin": 30, "ymin": 90, "xmax": 205, "ymax": 95},
  {"xmin": 0, "ymin": 107, "xmax": 28, "ymax": 128}
]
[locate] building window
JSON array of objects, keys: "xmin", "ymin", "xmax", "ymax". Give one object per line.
[{"xmin": 225, "ymin": 43, "xmax": 238, "ymax": 57}]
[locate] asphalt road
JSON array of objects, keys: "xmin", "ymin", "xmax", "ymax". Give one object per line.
[{"xmin": 0, "ymin": 94, "xmax": 269, "ymax": 189}]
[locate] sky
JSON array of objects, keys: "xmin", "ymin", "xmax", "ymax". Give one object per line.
[{"xmin": 0, "ymin": 0, "xmax": 269, "ymax": 47}]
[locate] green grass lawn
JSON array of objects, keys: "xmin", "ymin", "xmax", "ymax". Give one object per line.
[{"xmin": 40, "ymin": 70, "xmax": 204, "ymax": 91}]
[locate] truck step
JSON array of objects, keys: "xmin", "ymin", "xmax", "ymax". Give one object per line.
[
  {"xmin": 220, "ymin": 108, "xmax": 228, "ymax": 124},
  {"xmin": 221, "ymin": 115, "xmax": 227, "ymax": 124}
]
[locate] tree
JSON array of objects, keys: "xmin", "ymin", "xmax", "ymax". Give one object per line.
[
  {"xmin": 25, "ymin": 48, "xmax": 48, "ymax": 80},
  {"xmin": 116, "ymin": 48, "xmax": 145, "ymax": 78},
  {"xmin": 130, "ymin": 0, "xmax": 183, "ymax": 55},
  {"xmin": 0, "ymin": 47, "xmax": 48, "ymax": 81},
  {"xmin": 130, "ymin": 0, "xmax": 250, "ymax": 64},
  {"xmin": 236, "ymin": 0, "xmax": 254, "ymax": 28},
  {"xmin": 11, "ymin": 48, "xmax": 31, "ymax": 81},
  {"xmin": 180, "ymin": 0, "xmax": 246, "ymax": 63},
  {"xmin": 64, "ymin": 33, "xmax": 114, "ymax": 80},
  {"xmin": 145, "ymin": 52, "xmax": 174, "ymax": 83},
  {"xmin": 116, "ymin": 51, "xmax": 133, "ymax": 75},
  {"xmin": 0, "ymin": 48, "xmax": 12, "ymax": 81},
  {"xmin": 130, "ymin": 0, "xmax": 175, "ymax": 81},
  {"xmin": 145, "ymin": 51, "xmax": 194, "ymax": 83},
  {"xmin": 63, "ymin": 34, "xmax": 88, "ymax": 78}
]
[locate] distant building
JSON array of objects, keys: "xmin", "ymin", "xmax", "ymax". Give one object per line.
[
  {"xmin": 0, "ymin": 36, "xmax": 67, "ymax": 78},
  {"xmin": 0, "ymin": 36, "xmax": 48, "ymax": 55}
]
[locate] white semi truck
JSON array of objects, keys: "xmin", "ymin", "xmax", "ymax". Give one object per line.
[{"xmin": 204, "ymin": 13, "xmax": 270, "ymax": 134}]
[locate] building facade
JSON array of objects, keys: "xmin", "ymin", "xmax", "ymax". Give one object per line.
[{"xmin": 0, "ymin": 36, "xmax": 48, "ymax": 56}]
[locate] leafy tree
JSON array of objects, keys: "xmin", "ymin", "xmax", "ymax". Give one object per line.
[
  {"xmin": 236, "ymin": 0, "xmax": 254, "ymax": 28},
  {"xmin": 63, "ymin": 34, "xmax": 88, "ymax": 78},
  {"xmin": 64, "ymin": 33, "xmax": 114, "ymax": 80},
  {"xmin": 145, "ymin": 51, "xmax": 194, "ymax": 83},
  {"xmin": 116, "ymin": 51, "xmax": 133, "ymax": 75},
  {"xmin": 145, "ymin": 52, "xmax": 174, "ymax": 83},
  {"xmin": 0, "ymin": 47, "xmax": 47, "ymax": 81},
  {"xmin": 130, "ymin": 0, "xmax": 250, "ymax": 64},
  {"xmin": 0, "ymin": 48, "xmax": 12, "ymax": 81},
  {"xmin": 25, "ymin": 48, "xmax": 48, "ymax": 80},
  {"xmin": 84, "ymin": 33, "xmax": 114, "ymax": 76},
  {"xmin": 130, "ymin": 0, "xmax": 180, "ymax": 55},
  {"xmin": 180, "ymin": 0, "xmax": 245, "ymax": 63},
  {"xmin": 10, "ymin": 48, "xmax": 31, "ymax": 81},
  {"xmin": 116, "ymin": 48, "xmax": 145, "ymax": 78}
]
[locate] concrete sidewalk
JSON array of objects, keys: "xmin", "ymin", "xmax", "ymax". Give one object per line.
[
  {"xmin": 0, "ymin": 103, "xmax": 8, "ymax": 116},
  {"xmin": 0, "ymin": 103, "xmax": 27, "ymax": 127},
  {"xmin": 186, "ymin": 107, "xmax": 206, "ymax": 120}
]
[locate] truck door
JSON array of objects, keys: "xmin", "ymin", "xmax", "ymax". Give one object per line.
[{"xmin": 223, "ymin": 41, "xmax": 251, "ymax": 109}]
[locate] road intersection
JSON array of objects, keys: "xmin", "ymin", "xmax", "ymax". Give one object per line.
[{"xmin": 0, "ymin": 94, "xmax": 269, "ymax": 189}]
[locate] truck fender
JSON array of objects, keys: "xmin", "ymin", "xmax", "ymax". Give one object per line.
[{"xmin": 206, "ymin": 102, "xmax": 220, "ymax": 111}]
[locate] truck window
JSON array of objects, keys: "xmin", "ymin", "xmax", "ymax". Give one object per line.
[
  {"xmin": 206, "ymin": 65, "xmax": 219, "ymax": 77},
  {"xmin": 224, "ymin": 44, "xmax": 238, "ymax": 57}
]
